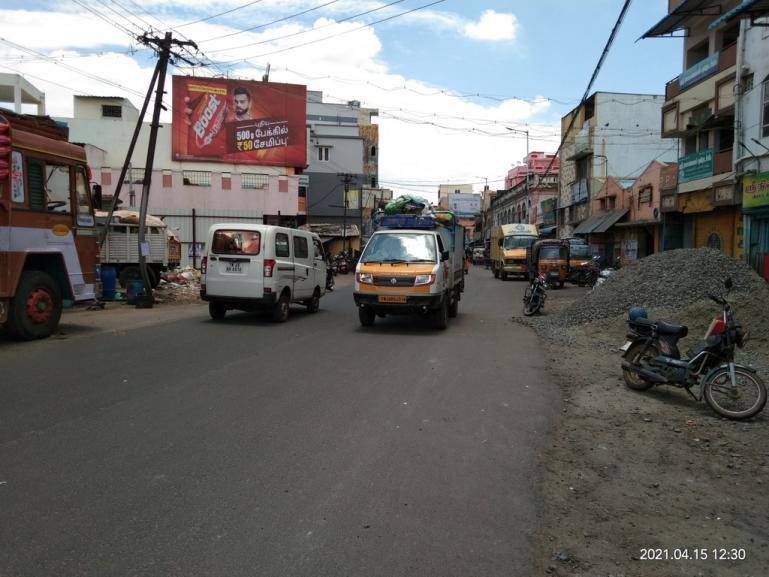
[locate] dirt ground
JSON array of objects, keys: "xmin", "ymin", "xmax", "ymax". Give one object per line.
[{"xmin": 518, "ymin": 285, "xmax": 769, "ymax": 577}]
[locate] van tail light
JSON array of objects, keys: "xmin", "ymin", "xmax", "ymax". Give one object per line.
[
  {"xmin": 201, "ymin": 256, "xmax": 208, "ymax": 275},
  {"xmin": 264, "ymin": 259, "xmax": 276, "ymax": 277}
]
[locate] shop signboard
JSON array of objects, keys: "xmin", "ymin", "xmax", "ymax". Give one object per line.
[
  {"xmin": 678, "ymin": 149, "xmax": 713, "ymax": 183},
  {"xmin": 743, "ymin": 172, "xmax": 769, "ymax": 209},
  {"xmin": 678, "ymin": 52, "xmax": 719, "ymax": 89}
]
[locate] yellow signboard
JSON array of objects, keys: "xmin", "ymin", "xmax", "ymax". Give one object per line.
[{"xmin": 743, "ymin": 172, "xmax": 769, "ymax": 209}]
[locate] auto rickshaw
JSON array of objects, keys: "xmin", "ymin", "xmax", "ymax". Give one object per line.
[
  {"xmin": 561, "ymin": 237, "xmax": 591, "ymax": 283},
  {"xmin": 527, "ymin": 239, "xmax": 570, "ymax": 288}
]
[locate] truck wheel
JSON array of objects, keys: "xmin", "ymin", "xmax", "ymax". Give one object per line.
[
  {"xmin": 5, "ymin": 271, "xmax": 62, "ymax": 340},
  {"xmin": 448, "ymin": 289, "xmax": 459, "ymax": 318},
  {"xmin": 209, "ymin": 301, "xmax": 227, "ymax": 320},
  {"xmin": 271, "ymin": 293, "xmax": 290, "ymax": 323},
  {"xmin": 493, "ymin": 267, "xmax": 499, "ymax": 279},
  {"xmin": 305, "ymin": 290, "xmax": 320, "ymax": 313},
  {"xmin": 433, "ymin": 297, "xmax": 448, "ymax": 330},
  {"xmin": 501, "ymin": 271, "xmax": 508, "ymax": 281},
  {"xmin": 359, "ymin": 306, "xmax": 375, "ymax": 326}
]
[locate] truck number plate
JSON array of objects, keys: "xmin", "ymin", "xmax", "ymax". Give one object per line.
[
  {"xmin": 225, "ymin": 262, "xmax": 244, "ymax": 274},
  {"xmin": 378, "ymin": 295, "xmax": 407, "ymax": 303}
]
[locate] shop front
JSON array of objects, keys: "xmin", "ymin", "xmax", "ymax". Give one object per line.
[{"xmin": 742, "ymin": 171, "xmax": 769, "ymax": 281}]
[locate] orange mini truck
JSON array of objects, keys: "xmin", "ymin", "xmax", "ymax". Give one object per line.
[
  {"xmin": 0, "ymin": 110, "xmax": 100, "ymax": 340},
  {"xmin": 353, "ymin": 212, "xmax": 465, "ymax": 330}
]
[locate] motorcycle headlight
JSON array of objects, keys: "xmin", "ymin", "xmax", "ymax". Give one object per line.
[
  {"xmin": 356, "ymin": 273, "xmax": 373, "ymax": 284},
  {"xmin": 414, "ymin": 274, "xmax": 435, "ymax": 286}
]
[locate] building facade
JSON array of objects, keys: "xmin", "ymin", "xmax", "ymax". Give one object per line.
[
  {"xmin": 557, "ymin": 92, "xmax": 677, "ymax": 238},
  {"xmin": 493, "ymin": 152, "xmax": 559, "ymax": 234},
  {"xmin": 305, "ymin": 91, "xmax": 380, "ymax": 232}
]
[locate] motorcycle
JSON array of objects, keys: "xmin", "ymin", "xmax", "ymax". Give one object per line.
[
  {"xmin": 523, "ymin": 273, "xmax": 547, "ymax": 316},
  {"xmin": 620, "ymin": 278, "xmax": 766, "ymax": 420},
  {"xmin": 571, "ymin": 255, "xmax": 601, "ymax": 287},
  {"xmin": 336, "ymin": 253, "xmax": 349, "ymax": 275}
]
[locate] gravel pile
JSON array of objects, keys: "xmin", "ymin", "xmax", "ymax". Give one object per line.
[{"xmin": 554, "ymin": 248, "xmax": 769, "ymax": 339}]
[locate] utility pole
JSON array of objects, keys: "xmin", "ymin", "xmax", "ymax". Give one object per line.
[
  {"xmin": 132, "ymin": 32, "xmax": 198, "ymax": 308},
  {"xmin": 337, "ymin": 173, "xmax": 356, "ymax": 253}
]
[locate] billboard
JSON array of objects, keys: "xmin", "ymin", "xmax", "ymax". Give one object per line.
[
  {"xmin": 172, "ymin": 76, "xmax": 306, "ymax": 167},
  {"xmin": 445, "ymin": 193, "xmax": 481, "ymax": 216}
]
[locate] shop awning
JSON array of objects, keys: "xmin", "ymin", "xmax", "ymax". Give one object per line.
[
  {"xmin": 707, "ymin": 0, "xmax": 769, "ymax": 29},
  {"xmin": 613, "ymin": 219, "xmax": 661, "ymax": 228},
  {"xmin": 572, "ymin": 209, "xmax": 629, "ymax": 235},
  {"xmin": 572, "ymin": 213, "xmax": 607, "ymax": 235},
  {"xmin": 642, "ymin": 0, "xmax": 723, "ymax": 38},
  {"xmin": 593, "ymin": 209, "xmax": 629, "ymax": 233}
]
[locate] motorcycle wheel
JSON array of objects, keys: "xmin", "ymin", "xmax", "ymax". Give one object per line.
[
  {"xmin": 622, "ymin": 342, "xmax": 658, "ymax": 391},
  {"xmin": 703, "ymin": 368, "xmax": 767, "ymax": 420},
  {"xmin": 523, "ymin": 292, "xmax": 541, "ymax": 316}
]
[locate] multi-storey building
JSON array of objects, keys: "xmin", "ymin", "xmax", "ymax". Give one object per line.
[
  {"xmin": 557, "ymin": 92, "xmax": 677, "ymax": 241},
  {"xmin": 642, "ymin": 0, "xmax": 762, "ymax": 257}
]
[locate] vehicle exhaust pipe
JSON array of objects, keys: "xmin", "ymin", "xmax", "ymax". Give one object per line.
[{"xmin": 621, "ymin": 361, "xmax": 666, "ymax": 384}]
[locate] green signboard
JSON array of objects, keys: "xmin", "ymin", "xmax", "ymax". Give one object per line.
[
  {"xmin": 743, "ymin": 171, "xmax": 769, "ymax": 209},
  {"xmin": 678, "ymin": 149, "xmax": 713, "ymax": 183}
]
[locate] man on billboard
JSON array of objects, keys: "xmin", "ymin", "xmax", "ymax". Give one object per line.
[{"xmin": 229, "ymin": 87, "xmax": 253, "ymax": 122}]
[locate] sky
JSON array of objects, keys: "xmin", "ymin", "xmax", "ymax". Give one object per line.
[{"xmin": 0, "ymin": 0, "xmax": 683, "ymax": 199}]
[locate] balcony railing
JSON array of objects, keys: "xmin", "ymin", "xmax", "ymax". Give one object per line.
[
  {"xmin": 665, "ymin": 42, "xmax": 737, "ymax": 101},
  {"xmin": 714, "ymin": 148, "xmax": 733, "ymax": 175}
]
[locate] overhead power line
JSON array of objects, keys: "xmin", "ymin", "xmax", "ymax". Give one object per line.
[
  {"xmin": 174, "ymin": 0, "xmax": 266, "ymax": 29},
  {"xmin": 203, "ymin": 0, "xmax": 405, "ymax": 53},
  {"xmin": 216, "ymin": 0, "xmax": 444, "ymax": 63},
  {"xmin": 203, "ymin": 0, "xmax": 343, "ymax": 45}
]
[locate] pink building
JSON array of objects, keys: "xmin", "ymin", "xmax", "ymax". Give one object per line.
[{"xmin": 504, "ymin": 152, "xmax": 559, "ymax": 190}]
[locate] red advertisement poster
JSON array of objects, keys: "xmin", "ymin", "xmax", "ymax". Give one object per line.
[{"xmin": 171, "ymin": 76, "xmax": 307, "ymax": 168}]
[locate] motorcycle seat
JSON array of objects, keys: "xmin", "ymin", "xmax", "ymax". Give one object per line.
[{"xmin": 631, "ymin": 317, "xmax": 688, "ymax": 337}]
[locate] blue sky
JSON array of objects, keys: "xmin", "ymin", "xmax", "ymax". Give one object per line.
[{"xmin": 0, "ymin": 0, "xmax": 685, "ymax": 190}]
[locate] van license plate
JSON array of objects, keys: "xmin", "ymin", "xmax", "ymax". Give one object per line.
[
  {"xmin": 225, "ymin": 262, "xmax": 244, "ymax": 274},
  {"xmin": 378, "ymin": 295, "xmax": 407, "ymax": 303},
  {"xmin": 619, "ymin": 341, "xmax": 632, "ymax": 353}
]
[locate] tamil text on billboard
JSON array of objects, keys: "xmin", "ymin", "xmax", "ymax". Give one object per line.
[
  {"xmin": 172, "ymin": 76, "xmax": 306, "ymax": 167},
  {"xmin": 445, "ymin": 193, "xmax": 480, "ymax": 216}
]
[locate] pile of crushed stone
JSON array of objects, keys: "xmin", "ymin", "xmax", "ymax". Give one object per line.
[{"xmin": 554, "ymin": 248, "xmax": 769, "ymax": 339}]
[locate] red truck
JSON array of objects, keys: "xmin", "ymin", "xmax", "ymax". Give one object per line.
[{"xmin": 0, "ymin": 110, "xmax": 100, "ymax": 339}]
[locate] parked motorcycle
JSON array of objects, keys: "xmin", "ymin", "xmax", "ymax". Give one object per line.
[
  {"xmin": 571, "ymin": 255, "xmax": 601, "ymax": 287},
  {"xmin": 620, "ymin": 278, "xmax": 766, "ymax": 420},
  {"xmin": 336, "ymin": 254, "xmax": 349, "ymax": 275},
  {"xmin": 523, "ymin": 273, "xmax": 547, "ymax": 316}
]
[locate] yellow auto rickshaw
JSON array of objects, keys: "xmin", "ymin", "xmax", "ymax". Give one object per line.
[{"xmin": 528, "ymin": 239, "xmax": 570, "ymax": 288}]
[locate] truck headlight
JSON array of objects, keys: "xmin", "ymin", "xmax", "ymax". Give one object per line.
[
  {"xmin": 414, "ymin": 274, "xmax": 435, "ymax": 286},
  {"xmin": 356, "ymin": 272, "xmax": 373, "ymax": 284}
]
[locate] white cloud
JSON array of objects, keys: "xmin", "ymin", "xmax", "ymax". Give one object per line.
[
  {"xmin": 463, "ymin": 10, "xmax": 518, "ymax": 42},
  {"xmin": 0, "ymin": 7, "xmax": 554, "ymax": 199}
]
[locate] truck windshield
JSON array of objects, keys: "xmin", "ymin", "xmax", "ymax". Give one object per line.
[
  {"xmin": 362, "ymin": 233, "xmax": 437, "ymax": 263},
  {"xmin": 503, "ymin": 236, "xmax": 536, "ymax": 249},
  {"xmin": 212, "ymin": 229, "xmax": 261, "ymax": 255}
]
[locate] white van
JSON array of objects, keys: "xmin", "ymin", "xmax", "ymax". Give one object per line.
[{"xmin": 201, "ymin": 224, "xmax": 327, "ymax": 322}]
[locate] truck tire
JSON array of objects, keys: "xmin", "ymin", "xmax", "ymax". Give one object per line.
[
  {"xmin": 448, "ymin": 288, "xmax": 459, "ymax": 318},
  {"xmin": 118, "ymin": 265, "xmax": 141, "ymax": 288},
  {"xmin": 433, "ymin": 296, "xmax": 448, "ymax": 330},
  {"xmin": 493, "ymin": 266, "xmax": 499, "ymax": 279},
  {"xmin": 209, "ymin": 301, "xmax": 227, "ymax": 320},
  {"xmin": 271, "ymin": 292, "xmax": 290, "ymax": 323},
  {"xmin": 501, "ymin": 270, "xmax": 508, "ymax": 281},
  {"xmin": 5, "ymin": 271, "xmax": 63, "ymax": 340},
  {"xmin": 359, "ymin": 306, "xmax": 375, "ymax": 326}
]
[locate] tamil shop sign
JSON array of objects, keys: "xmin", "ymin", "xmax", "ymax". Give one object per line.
[
  {"xmin": 678, "ymin": 149, "xmax": 713, "ymax": 183},
  {"xmin": 679, "ymin": 52, "xmax": 719, "ymax": 89},
  {"xmin": 743, "ymin": 171, "xmax": 769, "ymax": 209}
]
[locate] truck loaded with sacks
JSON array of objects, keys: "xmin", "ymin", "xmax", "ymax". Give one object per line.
[{"xmin": 0, "ymin": 110, "xmax": 100, "ymax": 340}]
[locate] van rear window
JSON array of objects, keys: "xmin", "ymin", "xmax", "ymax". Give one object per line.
[{"xmin": 212, "ymin": 230, "xmax": 261, "ymax": 255}]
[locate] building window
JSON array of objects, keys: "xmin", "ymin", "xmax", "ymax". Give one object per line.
[
  {"xmin": 763, "ymin": 77, "xmax": 769, "ymax": 138},
  {"xmin": 318, "ymin": 146, "xmax": 330, "ymax": 162},
  {"xmin": 686, "ymin": 40, "xmax": 709, "ymax": 69},
  {"xmin": 370, "ymin": 145, "xmax": 377, "ymax": 158},
  {"xmin": 707, "ymin": 232, "xmax": 722, "ymax": 251},
  {"xmin": 102, "ymin": 104, "xmax": 122, "ymax": 118},
  {"xmin": 608, "ymin": 196, "xmax": 616, "ymax": 210},
  {"xmin": 742, "ymin": 73, "xmax": 754, "ymax": 93},
  {"xmin": 370, "ymin": 176, "xmax": 377, "ymax": 188},
  {"xmin": 182, "ymin": 171, "xmax": 211, "ymax": 187},
  {"xmin": 127, "ymin": 168, "xmax": 145, "ymax": 184},
  {"xmin": 242, "ymin": 173, "xmax": 269, "ymax": 189}
]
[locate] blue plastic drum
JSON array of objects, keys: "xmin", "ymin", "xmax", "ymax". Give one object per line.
[
  {"xmin": 100, "ymin": 266, "xmax": 117, "ymax": 300},
  {"xmin": 125, "ymin": 279, "xmax": 144, "ymax": 305}
]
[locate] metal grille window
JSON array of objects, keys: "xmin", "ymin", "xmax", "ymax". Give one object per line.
[
  {"xmin": 707, "ymin": 233, "xmax": 722, "ymax": 251},
  {"xmin": 102, "ymin": 104, "xmax": 122, "ymax": 118},
  {"xmin": 182, "ymin": 171, "xmax": 211, "ymax": 187},
  {"xmin": 318, "ymin": 146, "xmax": 330, "ymax": 161},
  {"xmin": 763, "ymin": 77, "xmax": 769, "ymax": 138},
  {"xmin": 127, "ymin": 168, "xmax": 146, "ymax": 184},
  {"xmin": 241, "ymin": 173, "xmax": 269, "ymax": 189}
]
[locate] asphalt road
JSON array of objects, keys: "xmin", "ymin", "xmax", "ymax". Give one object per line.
[{"xmin": 0, "ymin": 268, "xmax": 559, "ymax": 577}]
